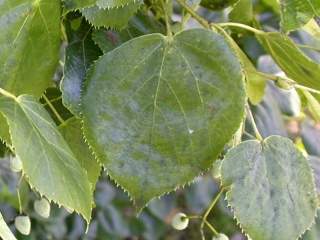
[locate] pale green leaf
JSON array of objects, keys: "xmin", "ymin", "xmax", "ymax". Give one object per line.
[
  {"xmin": 221, "ymin": 135, "xmax": 317, "ymax": 240},
  {"xmin": 280, "ymin": 0, "xmax": 320, "ymax": 32},
  {"xmin": 63, "ymin": 0, "xmax": 133, "ymax": 10},
  {"xmin": 82, "ymin": 29, "xmax": 246, "ymax": 209},
  {"xmin": 302, "ymin": 90, "xmax": 320, "ymax": 122},
  {"xmin": 0, "ymin": 212, "xmax": 17, "ymax": 240},
  {"xmin": 257, "ymin": 32, "xmax": 320, "ymax": 91},
  {"xmin": 0, "ymin": 95, "xmax": 92, "ymax": 222},
  {"xmin": 0, "ymin": 0, "xmax": 60, "ymax": 97},
  {"xmin": 81, "ymin": 1, "xmax": 142, "ymax": 29},
  {"xmin": 96, "ymin": 0, "xmax": 134, "ymax": 9},
  {"xmin": 59, "ymin": 117, "xmax": 101, "ymax": 189},
  {"xmin": 0, "ymin": 114, "xmax": 10, "ymax": 145}
]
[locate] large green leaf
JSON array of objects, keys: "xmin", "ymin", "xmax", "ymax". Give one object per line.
[
  {"xmin": 0, "ymin": 0, "xmax": 60, "ymax": 96},
  {"xmin": 221, "ymin": 135, "xmax": 317, "ymax": 240},
  {"xmin": 0, "ymin": 0, "xmax": 61, "ymax": 144},
  {"xmin": 82, "ymin": 29, "xmax": 246, "ymax": 209},
  {"xmin": 280, "ymin": 0, "xmax": 320, "ymax": 32},
  {"xmin": 257, "ymin": 32, "xmax": 320, "ymax": 91},
  {"xmin": 0, "ymin": 95, "xmax": 92, "ymax": 222},
  {"xmin": 59, "ymin": 117, "xmax": 101, "ymax": 189},
  {"xmin": 81, "ymin": 1, "xmax": 142, "ymax": 29},
  {"xmin": 61, "ymin": 19, "xmax": 101, "ymax": 117}
]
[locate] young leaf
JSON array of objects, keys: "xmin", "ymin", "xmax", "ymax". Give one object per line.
[
  {"xmin": 257, "ymin": 32, "xmax": 320, "ymax": 91},
  {"xmin": 82, "ymin": 29, "xmax": 246, "ymax": 209},
  {"xmin": 280, "ymin": 0, "xmax": 320, "ymax": 32},
  {"xmin": 59, "ymin": 117, "xmax": 101, "ymax": 189},
  {"xmin": 61, "ymin": 20, "xmax": 101, "ymax": 117},
  {"xmin": 221, "ymin": 135, "xmax": 317, "ymax": 240},
  {"xmin": 0, "ymin": 95, "xmax": 92, "ymax": 222},
  {"xmin": 302, "ymin": 90, "xmax": 320, "ymax": 122},
  {"xmin": 81, "ymin": 1, "xmax": 142, "ymax": 29}
]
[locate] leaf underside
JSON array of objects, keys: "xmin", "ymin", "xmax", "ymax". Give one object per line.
[
  {"xmin": 0, "ymin": 95, "xmax": 92, "ymax": 222},
  {"xmin": 82, "ymin": 29, "xmax": 246, "ymax": 209},
  {"xmin": 221, "ymin": 135, "xmax": 317, "ymax": 240}
]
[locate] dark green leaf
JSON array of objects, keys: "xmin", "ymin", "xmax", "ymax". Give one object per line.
[
  {"xmin": 59, "ymin": 117, "xmax": 101, "ymax": 189},
  {"xmin": 221, "ymin": 135, "xmax": 317, "ymax": 240},
  {"xmin": 61, "ymin": 20, "xmax": 101, "ymax": 117},
  {"xmin": 82, "ymin": 29, "xmax": 246, "ymax": 209}
]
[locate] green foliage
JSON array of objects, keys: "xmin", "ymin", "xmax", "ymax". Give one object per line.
[
  {"xmin": 82, "ymin": 29, "xmax": 245, "ymax": 209},
  {"xmin": 0, "ymin": 0, "xmax": 320, "ymax": 238},
  {"xmin": 280, "ymin": 0, "xmax": 320, "ymax": 32},
  {"xmin": 221, "ymin": 136, "xmax": 317, "ymax": 240},
  {"xmin": 0, "ymin": 95, "xmax": 92, "ymax": 222},
  {"xmin": 81, "ymin": 0, "xmax": 142, "ymax": 28}
]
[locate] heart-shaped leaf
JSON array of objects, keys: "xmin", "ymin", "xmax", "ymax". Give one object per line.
[
  {"xmin": 82, "ymin": 29, "xmax": 246, "ymax": 209},
  {"xmin": 221, "ymin": 135, "xmax": 317, "ymax": 240}
]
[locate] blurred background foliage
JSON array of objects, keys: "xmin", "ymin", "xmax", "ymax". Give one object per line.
[{"xmin": 1, "ymin": 0, "xmax": 320, "ymax": 239}]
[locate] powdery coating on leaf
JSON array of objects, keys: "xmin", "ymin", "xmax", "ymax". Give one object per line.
[
  {"xmin": 81, "ymin": 0, "xmax": 142, "ymax": 29},
  {"xmin": 221, "ymin": 135, "xmax": 318, "ymax": 240},
  {"xmin": 0, "ymin": 95, "xmax": 92, "ymax": 222},
  {"xmin": 280, "ymin": 0, "xmax": 320, "ymax": 32},
  {"xmin": 82, "ymin": 29, "xmax": 246, "ymax": 210}
]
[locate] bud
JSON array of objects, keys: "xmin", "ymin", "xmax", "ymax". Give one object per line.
[
  {"xmin": 34, "ymin": 198, "xmax": 51, "ymax": 218},
  {"xmin": 14, "ymin": 215, "xmax": 31, "ymax": 235},
  {"xmin": 10, "ymin": 155, "xmax": 23, "ymax": 172},
  {"xmin": 171, "ymin": 212, "xmax": 189, "ymax": 230}
]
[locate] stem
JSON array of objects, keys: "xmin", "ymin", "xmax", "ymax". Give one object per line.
[
  {"xmin": 256, "ymin": 71, "xmax": 320, "ymax": 95},
  {"xmin": 0, "ymin": 88, "xmax": 17, "ymax": 101},
  {"xmin": 42, "ymin": 95, "xmax": 64, "ymax": 124},
  {"xmin": 297, "ymin": 44, "xmax": 320, "ymax": 52},
  {"xmin": 176, "ymin": 0, "xmax": 210, "ymax": 29},
  {"xmin": 17, "ymin": 175, "xmax": 23, "ymax": 214},
  {"xmin": 246, "ymin": 104, "xmax": 263, "ymax": 141},
  {"xmin": 216, "ymin": 22, "xmax": 265, "ymax": 35},
  {"xmin": 204, "ymin": 220, "xmax": 219, "ymax": 236},
  {"xmin": 161, "ymin": 0, "xmax": 172, "ymax": 37},
  {"xmin": 200, "ymin": 188, "xmax": 225, "ymax": 239}
]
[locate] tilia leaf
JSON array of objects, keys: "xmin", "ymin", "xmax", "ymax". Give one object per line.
[
  {"xmin": 0, "ymin": 95, "xmax": 92, "ymax": 222},
  {"xmin": 0, "ymin": 212, "xmax": 16, "ymax": 240},
  {"xmin": 81, "ymin": 0, "xmax": 142, "ymax": 29},
  {"xmin": 0, "ymin": 0, "xmax": 61, "ymax": 143},
  {"xmin": 82, "ymin": 29, "xmax": 246, "ymax": 209},
  {"xmin": 221, "ymin": 135, "xmax": 317, "ymax": 240},
  {"xmin": 280, "ymin": 0, "xmax": 320, "ymax": 32}
]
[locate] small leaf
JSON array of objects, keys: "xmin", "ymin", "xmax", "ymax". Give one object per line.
[
  {"xmin": 221, "ymin": 135, "xmax": 317, "ymax": 240},
  {"xmin": 81, "ymin": 1, "xmax": 142, "ymax": 29},
  {"xmin": 59, "ymin": 117, "xmax": 101, "ymax": 189},
  {"xmin": 280, "ymin": 0, "xmax": 320, "ymax": 32},
  {"xmin": 82, "ymin": 29, "xmax": 246, "ymax": 209},
  {"xmin": 229, "ymin": 0, "xmax": 253, "ymax": 24},
  {"xmin": 0, "ymin": 95, "xmax": 92, "ymax": 222},
  {"xmin": 0, "ymin": 212, "xmax": 17, "ymax": 240},
  {"xmin": 257, "ymin": 32, "xmax": 320, "ymax": 91},
  {"xmin": 302, "ymin": 90, "xmax": 320, "ymax": 122}
]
